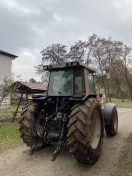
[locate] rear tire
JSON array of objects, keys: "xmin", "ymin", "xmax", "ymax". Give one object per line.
[
  {"xmin": 67, "ymin": 99, "xmax": 104, "ymax": 164},
  {"xmin": 19, "ymin": 102, "xmax": 40, "ymax": 147}
]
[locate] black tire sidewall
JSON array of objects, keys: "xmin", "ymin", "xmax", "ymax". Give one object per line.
[
  {"xmin": 86, "ymin": 104, "xmax": 104, "ymax": 163},
  {"xmin": 111, "ymin": 107, "xmax": 118, "ymax": 133},
  {"xmin": 105, "ymin": 107, "xmax": 118, "ymax": 136}
]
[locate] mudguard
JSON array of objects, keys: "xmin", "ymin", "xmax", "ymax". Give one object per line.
[{"xmin": 103, "ymin": 103, "xmax": 116, "ymax": 124}]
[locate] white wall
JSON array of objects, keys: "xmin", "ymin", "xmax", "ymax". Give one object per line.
[
  {"xmin": 0, "ymin": 54, "xmax": 12, "ymax": 110},
  {"xmin": 0, "ymin": 54, "xmax": 12, "ymax": 84}
]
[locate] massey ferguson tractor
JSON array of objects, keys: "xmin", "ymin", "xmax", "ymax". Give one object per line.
[{"xmin": 19, "ymin": 62, "xmax": 118, "ymax": 164}]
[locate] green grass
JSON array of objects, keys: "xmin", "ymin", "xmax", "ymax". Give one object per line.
[
  {"xmin": 103, "ymin": 98, "xmax": 132, "ymax": 108},
  {"xmin": 10, "ymin": 105, "xmax": 23, "ymax": 112},
  {"xmin": 0, "ymin": 112, "xmax": 13, "ymax": 117},
  {"xmin": 0, "ymin": 122, "xmax": 22, "ymax": 151},
  {"xmin": 0, "ymin": 105, "xmax": 22, "ymax": 122},
  {"xmin": 111, "ymin": 133, "xmax": 132, "ymax": 176}
]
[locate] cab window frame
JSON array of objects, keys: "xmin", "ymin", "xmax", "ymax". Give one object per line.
[
  {"xmin": 74, "ymin": 67, "xmax": 86, "ymax": 94},
  {"xmin": 88, "ymin": 72, "xmax": 96, "ymax": 94}
]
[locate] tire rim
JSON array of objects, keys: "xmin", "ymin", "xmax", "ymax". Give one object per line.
[
  {"xmin": 113, "ymin": 110, "xmax": 118, "ymax": 131},
  {"xmin": 90, "ymin": 110, "xmax": 101, "ymax": 149},
  {"xmin": 36, "ymin": 112, "xmax": 46, "ymax": 137}
]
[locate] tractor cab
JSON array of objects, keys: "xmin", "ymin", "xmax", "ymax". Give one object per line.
[{"xmin": 43, "ymin": 62, "xmax": 96, "ymax": 98}]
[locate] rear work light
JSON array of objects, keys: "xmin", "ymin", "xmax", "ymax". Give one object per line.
[
  {"xmin": 71, "ymin": 62, "xmax": 78, "ymax": 66},
  {"xmin": 43, "ymin": 65, "xmax": 48, "ymax": 70}
]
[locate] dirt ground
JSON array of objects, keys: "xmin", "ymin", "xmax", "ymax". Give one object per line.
[{"xmin": 0, "ymin": 108, "xmax": 132, "ymax": 176}]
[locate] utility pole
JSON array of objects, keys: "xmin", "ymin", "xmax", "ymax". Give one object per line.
[{"xmin": 106, "ymin": 72, "xmax": 111, "ymax": 102}]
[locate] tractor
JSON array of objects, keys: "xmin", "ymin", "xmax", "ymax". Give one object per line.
[{"xmin": 19, "ymin": 61, "xmax": 118, "ymax": 164}]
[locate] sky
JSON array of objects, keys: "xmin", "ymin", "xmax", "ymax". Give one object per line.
[{"xmin": 0, "ymin": 0, "xmax": 132, "ymax": 81}]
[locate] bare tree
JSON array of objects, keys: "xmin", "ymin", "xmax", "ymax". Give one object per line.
[
  {"xmin": 41, "ymin": 43, "xmax": 67, "ymax": 64},
  {"xmin": 91, "ymin": 37, "xmax": 110, "ymax": 102},
  {"xmin": 105, "ymin": 40, "xmax": 126, "ymax": 101},
  {"xmin": 29, "ymin": 78, "xmax": 37, "ymax": 83},
  {"xmin": 0, "ymin": 77, "xmax": 14, "ymax": 106},
  {"xmin": 41, "ymin": 71, "xmax": 50, "ymax": 89},
  {"xmin": 120, "ymin": 45, "xmax": 132, "ymax": 101},
  {"xmin": 68, "ymin": 40, "xmax": 86, "ymax": 62},
  {"xmin": 35, "ymin": 44, "xmax": 68, "ymax": 75},
  {"xmin": 110, "ymin": 60, "xmax": 125, "ymax": 101},
  {"xmin": 85, "ymin": 34, "xmax": 97, "ymax": 65},
  {"xmin": 35, "ymin": 64, "xmax": 43, "ymax": 75},
  {"xmin": 35, "ymin": 34, "xmax": 132, "ymax": 102}
]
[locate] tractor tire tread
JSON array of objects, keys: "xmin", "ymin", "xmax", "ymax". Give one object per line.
[
  {"xmin": 19, "ymin": 102, "xmax": 38, "ymax": 147},
  {"xmin": 67, "ymin": 98, "xmax": 103, "ymax": 164}
]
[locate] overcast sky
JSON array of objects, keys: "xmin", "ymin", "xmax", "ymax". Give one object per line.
[{"xmin": 0, "ymin": 0, "xmax": 132, "ymax": 81}]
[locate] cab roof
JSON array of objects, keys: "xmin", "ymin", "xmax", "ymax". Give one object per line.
[{"xmin": 43, "ymin": 61, "xmax": 96, "ymax": 73}]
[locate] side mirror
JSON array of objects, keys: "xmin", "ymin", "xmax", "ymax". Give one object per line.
[{"xmin": 99, "ymin": 94, "xmax": 103, "ymax": 98}]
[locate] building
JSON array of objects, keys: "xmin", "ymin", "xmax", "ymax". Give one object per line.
[{"xmin": 0, "ymin": 49, "xmax": 18, "ymax": 109}]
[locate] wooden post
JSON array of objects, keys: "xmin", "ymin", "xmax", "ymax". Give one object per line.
[
  {"xmin": 26, "ymin": 93, "xmax": 28, "ymax": 103},
  {"xmin": 12, "ymin": 93, "xmax": 23, "ymax": 123}
]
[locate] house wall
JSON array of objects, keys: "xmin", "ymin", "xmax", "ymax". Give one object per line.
[
  {"xmin": 0, "ymin": 54, "xmax": 12, "ymax": 84},
  {"xmin": 0, "ymin": 54, "xmax": 12, "ymax": 110}
]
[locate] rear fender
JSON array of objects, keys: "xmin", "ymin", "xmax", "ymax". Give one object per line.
[{"xmin": 103, "ymin": 103, "xmax": 116, "ymax": 124}]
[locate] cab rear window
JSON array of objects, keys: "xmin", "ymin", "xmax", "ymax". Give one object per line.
[{"xmin": 74, "ymin": 68, "xmax": 85, "ymax": 94}]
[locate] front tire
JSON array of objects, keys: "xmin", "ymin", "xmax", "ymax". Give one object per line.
[
  {"xmin": 105, "ymin": 107, "xmax": 118, "ymax": 136},
  {"xmin": 67, "ymin": 99, "xmax": 104, "ymax": 164}
]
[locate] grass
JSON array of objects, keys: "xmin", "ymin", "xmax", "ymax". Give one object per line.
[
  {"xmin": 0, "ymin": 105, "xmax": 22, "ymax": 122},
  {"xmin": 111, "ymin": 133, "xmax": 132, "ymax": 176},
  {"xmin": 103, "ymin": 98, "xmax": 132, "ymax": 108},
  {"xmin": 0, "ymin": 122, "xmax": 22, "ymax": 151}
]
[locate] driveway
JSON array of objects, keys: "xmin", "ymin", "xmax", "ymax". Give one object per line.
[{"xmin": 0, "ymin": 108, "xmax": 132, "ymax": 176}]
